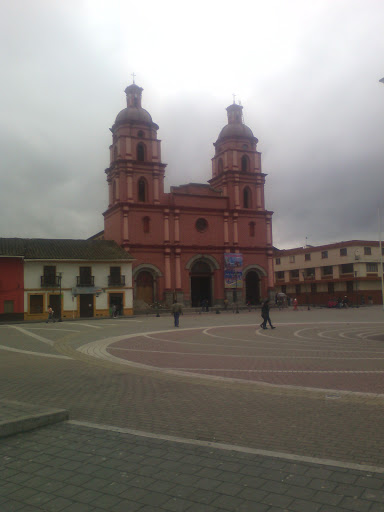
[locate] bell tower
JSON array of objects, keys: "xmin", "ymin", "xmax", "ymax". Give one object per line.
[
  {"xmin": 103, "ymin": 83, "xmax": 167, "ymax": 245},
  {"xmin": 209, "ymin": 101, "xmax": 266, "ymax": 211}
]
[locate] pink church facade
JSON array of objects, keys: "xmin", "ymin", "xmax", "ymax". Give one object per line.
[{"xmin": 103, "ymin": 83, "xmax": 274, "ymax": 307}]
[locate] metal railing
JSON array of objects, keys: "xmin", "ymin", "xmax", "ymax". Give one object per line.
[{"xmin": 108, "ymin": 275, "xmax": 126, "ymax": 286}]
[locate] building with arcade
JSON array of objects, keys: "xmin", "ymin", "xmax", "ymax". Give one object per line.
[{"xmin": 100, "ymin": 83, "xmax": 274, "ymax": 307}]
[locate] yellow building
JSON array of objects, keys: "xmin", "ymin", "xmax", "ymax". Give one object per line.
[{"xmin": 274, "ymin": 240, "xmax": 384, "ymax": 306}]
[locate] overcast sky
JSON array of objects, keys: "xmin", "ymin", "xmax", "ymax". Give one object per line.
[{"xmin": 1, "ymin": 0, "xmax": 384, "ymax": 249}]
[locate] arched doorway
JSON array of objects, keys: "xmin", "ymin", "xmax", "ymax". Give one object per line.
[
  {"xmin": 136, "ymin": 271, "xmax": 154, "ymax": 305},
  {"xmin": 190, "ymin": 261, "xmax": 212, "ymax": 307},
  {"xmin": 245, "ymin": 271, "xmax": 261, "ymax": 305}
]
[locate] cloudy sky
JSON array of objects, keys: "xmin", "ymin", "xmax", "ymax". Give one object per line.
[{"xmin": 1, "ymin": 0, "xmax": 383, "ymax": 249}]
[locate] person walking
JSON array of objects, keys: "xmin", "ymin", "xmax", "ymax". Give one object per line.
[
  {"xmin": 171, "ymin": 300, "xmax": 183, "ymax": 327},
  {"xmin": 293, "ymin": 297, "xmax": 298, "ymax": 311},
  {"xmin": 260, "ymin": 299, "xmax": 275, "ymax": 330},
  {"xmin": 46, "ymin": 305, "xmax": 55, "ymax": 323}
]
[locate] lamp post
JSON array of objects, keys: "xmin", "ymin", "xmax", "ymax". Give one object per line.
[
  {"xmin": 58, "ymin": 272, "xmax": 63, "ymax": 322},
  {"xmin": 354, "ymin": 271, "xmax": 359, "ymax": 308},
  {"xmin": 234, "ymin": 269, "xmax": 239, "ymax": 314},
  {"xmin": 302, "ymin": 271, "xmax": 310, "ymax": 310}
]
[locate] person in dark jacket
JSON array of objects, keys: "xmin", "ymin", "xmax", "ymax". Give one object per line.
[
  {"xmin": 260, "ymin": 300, "xmax": 276, "ymax": 330},
  {"xmin": 171, "ymin": 301, "xmax": 183, "ymax": 327}
]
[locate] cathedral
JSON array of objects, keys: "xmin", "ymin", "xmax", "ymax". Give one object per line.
[{"xmin": 101, "ymin": 83, "xmax": 274, "ymax": 307}]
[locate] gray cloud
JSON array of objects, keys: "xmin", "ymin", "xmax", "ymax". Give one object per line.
[{"xmin": 1, "ymin": 0, "xmax": 384, "ymax": 249}]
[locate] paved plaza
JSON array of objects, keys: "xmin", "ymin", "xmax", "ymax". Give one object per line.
[{"xmin": 1, "ymin": 307, "xmax": 384, "ymax": 511}]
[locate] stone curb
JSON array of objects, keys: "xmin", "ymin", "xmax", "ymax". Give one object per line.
[{"xmin": 0, "ymin": 407, "xmax": 69, "ymax": 438}]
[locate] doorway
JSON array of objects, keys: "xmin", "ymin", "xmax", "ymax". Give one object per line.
[
  {"xmin": 110, "ymin": 293, "xmax": 123, "ymax": 316},
  {"xmin": 49, "ymin": 294, "xmax": 61, "ymax": 319},
  {"xmin": 80, "ymin": 294, "xmax": 94, "ymax": 317},
  {"xmin": 245, "ymin": 271, "xmax": 260, "ymax": 304},
  {"xmin": 136, "ymin": 271, "xmax": 154, "ymax": 305},
  {"xmin": 190, "ymin": 261, "xmax": 212, "ymax": 307}
]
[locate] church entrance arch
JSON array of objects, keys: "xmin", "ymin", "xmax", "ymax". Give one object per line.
[
  {"xmin": 190, "ymin": 261, "xmax": 212, "ymax": 307},
  {"xmin": 245, "ymin": 270, "xmax": 261, "ymax": 305},
  {"xmin": 136, "ymin": 271, "xmax": 154, "ymax": 305}
]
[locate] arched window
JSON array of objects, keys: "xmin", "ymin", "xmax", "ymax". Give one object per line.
[
  {"xmin": 241, "ymin": 155, "xmax": 249, "ymax": 172},
  {"xmin": 113, "ymin": 146, "xmax": 118, "ymax": 160},
  {"xmin": 138, "ymin": 130, "xmax": 144, "ymax": 138},
  {"xmin": 249, "ymin": 222, "xmax": 255, "ymax": 237},
  {"xmin": 143, "ymin": 216, "xmax": 150, "ymax": 233},
  {"xmin": 243, "ymin": 187, "xmax": 251, "ymax": 208},
  {"xmin": 137, "ymin": 143, "xmax": 145, "ymax": 162},
  {"xmin": 138, "ymin": 178, "xmax": 146, "ymax": 202},
  {"xmin": 218, "ymin": 158, "xmax": 223, "ymax": 174}
]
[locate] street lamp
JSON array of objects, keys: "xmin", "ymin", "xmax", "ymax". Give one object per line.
[
  {"xmin": 58, "ymin": 272, "xmax": 63, "ymax": 322},
  {"xmin": 234, "ymin": 269, "xmax": 239, "ymax": 314},
  {"xmin": 354, "ymin": 271, "xmax": 359, "ymax": 308},
  {"xmin": 302, "ymin": 271, "xmax": 310, "ymax": 310}
]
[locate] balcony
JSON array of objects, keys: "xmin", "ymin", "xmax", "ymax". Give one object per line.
[
  {"xmin": 108, "ymin": 275, "xmax": 126, "ymax": 286},
  {"xmin": 41, "ymin": 276, "xmax": 61, "ymax": 287},
  {"xmin": 76, "ymin": 276, "xmax": 95, "ymax": 287}
]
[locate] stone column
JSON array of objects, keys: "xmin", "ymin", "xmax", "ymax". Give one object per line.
[
  {"xmin": 174, "ymin": 210, "xmax": 180, "ymax": 243},
  {"xmin": 224, "ymin": 212, "xmax": 229, "ymax": 246},
  {"xmin": 115, "ymin": 175, "xmax": 120, "ymax": 201},
  {"xmin": 164, "ymin": 248, "xmax": 171, "ymax": 289},
  {"xmin": 234, "ymin": 177, "xmax": 240, "ymax": 208},
  {"xmin": 123, "ymin": 209, "xmax": 129, "ymax": 242},
  {"xmin": 164, "ymin": 210, "xmax": 170, "ymax": 242},
  {"xmin": 127, "ymin": 172, "xmax": 133, "ymax": 202},
  {"xmin": 108, "ymin": 180, "xmax": 112, "ymax": 206},
  {"xmin": 175, "ymin": 248, "xmax": 181, "ymax": 289},
  {"xmin": 233, "ymin": 213, "xmax": 239, "ymax": 245},
  {"xmin": 153, "ymin": 173, "xmax": 160, "ymax": 204},
  {"xmin": 256, "ymin": 184, "xmax": 262, "ymax": 211}
]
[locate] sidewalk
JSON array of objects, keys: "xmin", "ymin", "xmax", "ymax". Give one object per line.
[{"xmin": 1, "ymin": 400, "xmax": 384, "ymax": 512}]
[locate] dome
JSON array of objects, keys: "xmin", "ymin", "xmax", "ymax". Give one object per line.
[
  {"xmin": 113, "ymin": 83, "xmax": 159, "ymax": 130},
  {"xmin": 217, "ymin": 123, "xmax": 255, "ymax": 140},
  {"xmin": 115, "ymin": 107, "xmax": 154, "ymax": 125}
]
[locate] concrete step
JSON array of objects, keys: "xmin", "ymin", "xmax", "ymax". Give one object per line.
[{"xmin": 0, "ymin": 399, "xmax": 69, "ymax": 438}]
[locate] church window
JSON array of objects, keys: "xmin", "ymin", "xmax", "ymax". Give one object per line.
[
  {"xmin": 138, "ymin": 178, "xmax": 146, "ymax": 202},
  {"xmin": 249, "ymin": 222, "xmax": 255, "ymax": 237},
  {"xmin": 143, "ymin": 216, "xmax": 150, "ymax": 233},
  {"xmin": 195, "ymin": 218, "xmax": 208, "ymax": 232},
  {"xmin": 138, "ymin": 130, "xmax": 144, "ymax": 138},
  {"xmin": 218, "ymin": 158, "xmax": 223, "ymax": 173},
  {"xmin": 243, "ymin": 187, "xmax": 251, "ymax": 208},
  {"xmin": 114, "ymin": 146, "xmax": 118, "ymax": 160},
  {"xmin": 112, "ymin": 181, "xmax": 117, "ymax": 202},
  {"xmin": 137, "ymin": 143, "xmax": 145, "ymax": 161},
  {"xmin": 134, "ymin": 96, "xmax": 138, "ymax": 107},
  {"xmin": 241, "ymin": 155, "xmax": 249, "ymax": 172}
]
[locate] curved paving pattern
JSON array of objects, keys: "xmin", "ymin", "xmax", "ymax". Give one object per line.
[{"xmin": 78, "ymin": 322, "xmax": 384, "ymax": 395}]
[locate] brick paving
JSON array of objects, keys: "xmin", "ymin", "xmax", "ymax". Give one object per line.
[
  {"xmin": 1, "ymin": 420, "xmax": 384, "ymax": 512},
  {"xmin": 0, "ymin": 308, "xmax": 384, "ymax": 510},
  {"xmin": 102, "ymin": 322, "xmax": 384, "ymax": 393}
]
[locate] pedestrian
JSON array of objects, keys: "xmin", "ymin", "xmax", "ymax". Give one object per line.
[
  {"xmin": 46, "ymin": 305, "xmax": 55, "ymax": 323},
  {"xmin": 112, "ymin": 304, "xmax": 117, "ymax": 318},
  {"xmin": 223, "ymin": 298, "xmax": 228, "ymax": 311},
  {"xmin": 260, "ymin": 299, "xmax": 275, "ymax": 330},
  {"xmin": 293, "ymin": 297, "xmax": 298, "ymax": 311},
  {"xmin": 171, "ymin": 300, "xmax": 183, "ymax": 327},
  {"xmin": 247, "ymin": 300, "xmax": 252, "ymax": 312}
]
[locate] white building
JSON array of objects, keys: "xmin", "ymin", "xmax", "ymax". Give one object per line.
[
  {"xmin": 1, "ymin": 238, "xmax": 134, "ymax": 321},
  {"xmin": 274, "ymin": 240, "xmax": 384, "ymax": 306}
]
